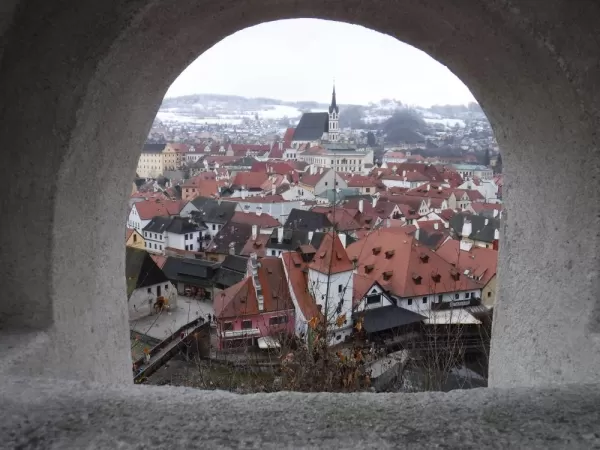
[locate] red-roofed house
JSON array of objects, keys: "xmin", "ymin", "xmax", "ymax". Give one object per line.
[
  {"xmin": 127, "ymin": 199, "xmax": 185, "ymax": 232},
  {"xmin": 298, "ymin": 167, "xmax": 348, "ymax": 196},
  {"xmin": 436, "ymin": 239, "xmax": 498, "ymax": 309},
  {"xmin": 214, "ymin": 255, "xmax": 295, "ymax": 350},
  {"xmin": 230, "ymin": 172, "xmax": 270, "ymax": 197},
  {"xmin": 281, "ymin": 232, "xmax": 355, "ymax": 344},
  {"xmin": 181, "ymin": 176, "xmax": 219, "ymax": 201},
  {"xmin": 346, "ymin": 230, "xmax": 483, "ymax": 315}
]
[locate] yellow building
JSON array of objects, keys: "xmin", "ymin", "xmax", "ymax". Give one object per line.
[
  {"xmin": 136, "ymin": 143, "xmax": 165, "ymax": 178},
  {"xmin": 162, "ymin": 143, "xmax": 188, "ymax": 171},
  {"xmin": 126, "ymin": 228, "xmax": 145, "ymax": 249}
]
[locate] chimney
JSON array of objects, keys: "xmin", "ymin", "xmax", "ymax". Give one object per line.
[
  {"xmin": 358, "ymin": 199, "xmax": 364, "ymax": 213},
  {"xmin": 494, "ymin": 228, "xmax": 500, "ymax": 240},
  {"xmin": 252, "ymin": 225, "xmax": 258, "ymax": 240},
  {"xmin": 228, "ymin": 242, "xmax": 236, "ymax": 255},
  {"xmin": 372, "ymin": 196, "xmax": 377, "ymax": 208},
  {"xmin": 338, "ymin": 233, "xmax": 347, "ymax": 248},
  {"xmin": 444, "ymin": 223, "xmax": 449, "ymax": 229},
  {"xmin": 308, "ymin": 231, "xmax": 314, "ymax": 243},
  {"xmin": 277, "ymin": 226, "xmax": 284, "ymax": 243},
  {"xmin": 485, "ymin": 218, "xmax": 489, "ymax": 225},
  {"xmin": 271, "ymin": 185, "xmax": 276, "ymax": 196},
  {"xmin": 493, "ymin": 209, "xmax": 499, "ymax": 218},
  {"xmin": 426, "ymin": 184, "xmax": 430, "ymax": 191},
  {"xmin": 256, "ymin": 205, "xmax": 263, "ymax": 216},
  {"xmin": 279, "ymin": 141, "xmax": 283, "ymax": 150},
  {"xmin": 241, "ymin": 186, "xmax": 247, "ymax": 200},
  {"xmin": 415, "ymin": 228, "xmax": 420, "ymax": 240},
  {"xmin": 434, "ymin": 223, "xmax": 439, "ymax": 230},
  {"xmin": 402, "ymin": 170, "xmax": 406, "ymax": 176}
]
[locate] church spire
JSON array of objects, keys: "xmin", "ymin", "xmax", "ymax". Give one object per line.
[{"xmin": 329, "ymin": 83, "xmax": 339, "ymax": 114}]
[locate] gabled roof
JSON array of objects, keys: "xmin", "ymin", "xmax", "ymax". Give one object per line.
[
  {"xmin": 266, "ymin": 229, "xmax": 326, "ymax": 251},
  {"xmin": 449, "ymin": 213, "xmax": 500, "ymax": 244},
  {"xmin": 231, "ymin": 211, "xmax": 281, "ymax": 228},
  {"xmin": 188, "ymin": 198, "xmax": 237, "ymax": 224},
  {"xmin": 310, "ymin": 207, "xmax": 363, "ymax": 231},
  {"xmin": 292, "ymin": 112, "xmax": 329, "ymax": 141},
  {"xmin": 231, "ymin": 172, "xmax": 269, "ymax": 190},
  {"xmin": 207, "ymin": 222, "xmax": 254, "ymax": 255},
  {"xmin": 240, "ymin": 234, "xmax": 271, "ymax": 257},
  {"xmin": 134, "ymin": 199, "xmax": 186, "ymax": 220},
  {"xmin": 307, "ymin": 232, "xmax": 354, "ymax": 275},
  {"xmin": 284, "ymin": 208, "xmax": 333, "ymax": 231},
  {"xmin": 436, "ymin": 239, "xmax": 498, "ymax": 286},
  {"xmin": 142, "ymin": 216, "xmax": 205, "ymax": 234},
  {"xmin": 214, "ymin": 257, "xmax": 293, "ymax": 319},
  {"xmin": 125, "ymin": 248, "xmax": 169, "ymax": 298}
]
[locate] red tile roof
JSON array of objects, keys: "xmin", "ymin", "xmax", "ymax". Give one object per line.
[
  {"xmin": 230, "ymin": 211, "xmax": 281, "ymax": 228},
  {"xmin": 436, "ymin": 239, "xmax": 498, "ymax": 286},
  {"xmin": 310, "ymin": 207, "xmax": 363, "ymax": 231},
  {"xmin": 346, "ymin": 230, "xmax": 482, "ymax": 298},
  {"xmin": 281, "ymin": 252, "xmax": 320, "ymax": 321},
  {"xmin": 240, "ymin": 233, "xmax": 271, "ymax": 258},
  {"xmin": 215, "ymin": 257, "xmax": 293, "ymax": 319},
  {"xmin": 308, "ymin": 232, "xmax": 354, "ymax": 275},
  {"xmin": 134, "ymin": 199, "xmax": 186, "ymax": 220},
  {"xmin": 232, "ymin": 172, "xmax": 269, "ymax": 189},
  {"xmin": 150, "ymin": 254, "xmax": 167, "ymax": 269}
]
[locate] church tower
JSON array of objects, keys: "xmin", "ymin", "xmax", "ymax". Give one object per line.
[{"xmin": 328, "ymin": 84, "xmax": 340, "ymax": 143}]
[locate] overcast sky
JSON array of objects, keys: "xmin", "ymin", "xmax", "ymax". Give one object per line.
[{"xmin": 165, "ymin": 19, "xmax": 475, "ymax": 107}]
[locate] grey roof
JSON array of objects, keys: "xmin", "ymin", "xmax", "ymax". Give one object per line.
[
  {"xmin": 222, "ymin": 156, "xmax": 257, "ymax": 167},
  {"xmin": 142, "ymin": 216, "xmax": 172, "ymax": 233},
  {"xmin": 284, "ymin": 209, "xmax": 333, "ymax": 231},
  {"xmin": 361, "ymin": 305, "xmax": 426, "ymax": 333},
  {"xmin": 292, "ymin": 112, "xmax": 328, "ymax": 141},
  {"xmin": 449, "ymin": 213, "xmax": 500, "ymax": 244},
  {"xmin": 221, "ymin": 255, "xmax": 249, "ymax": 273},
  {"xmin": 266, "ymin": 229, "xmax": 326, "ymax": 251},
  {"xmin": 142, "ymin": 216, "xmax": 205, "ymax": 234},
  {"xmin": 189, "ymin": 198, "xmax": 237, "ymax": 225},
  {"xmin": 207, "ymin": 222, "xmax": 253, "ymax": 255},
  {"xmin": 317, "ymin": 188, "xmax": 361, "ymax": 203},
  {"xmin": 142, "ymin": 143, "xmax": 166, "ymax": 154},
  {"xmin": 213, "ymin": 255, "xmax": 248, "ymax": 288},
  {"xmin": 161, "ymin": 257, "xmax": 218, "ymax": 288}
]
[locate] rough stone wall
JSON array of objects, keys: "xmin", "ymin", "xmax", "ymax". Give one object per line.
[{"xmin": 0, "ymin": 0, "xmax": 598, "ymax": 387}]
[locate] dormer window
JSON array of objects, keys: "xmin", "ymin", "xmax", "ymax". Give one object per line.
[
  {"xmin": 412, "ymin": 273, "xmax": 422, "ymax": 284},
  {"xmin": 385, "ymin": 249, "xmax": 395, "ymax": 259},
  {"xmin": 431, "ymin": 273, "xmax": 441, "ymax": 283},
  {"xmin": 365, "ymin": 264, "xmax": 374, "ymax": 274},
  {"xmin": 419, "ymin": 253, "xmax": 429, "ymax": 263},
  {"xmin": 372, "ymin": 246, "xmax": 381, "ymax": 255},
  {"xmin": 383, "ymin": 271, "xmax": 393, "ymax": 281},
  {"xmin": 450, "ymin": 268, "xmax": 460, "ymax": 281}
]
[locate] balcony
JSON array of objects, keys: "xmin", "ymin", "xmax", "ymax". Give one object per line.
[{"xmin": 221, "ymin": 328, "xmax": 261, "ymax": 339}]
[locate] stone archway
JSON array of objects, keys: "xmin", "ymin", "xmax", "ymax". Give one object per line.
[{"xmin": 0, "ymin": 0, "xmax": 598, "ymax": 387}]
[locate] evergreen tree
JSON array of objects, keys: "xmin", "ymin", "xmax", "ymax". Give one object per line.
[
  {"xmin": 366, "ymin": 131, "xmax": 377, "ymax": 147},
  {"xmin": 483, "ymin": 148, "xmax": 491, "ymax": 166},
  {"xmin": 494, "ymin": 153, "xmax": 503, "ymax": 174}
]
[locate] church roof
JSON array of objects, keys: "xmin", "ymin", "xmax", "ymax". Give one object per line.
[{"xmin": 292, "ymin": 112, "xmax": 329, "ymax": 142}]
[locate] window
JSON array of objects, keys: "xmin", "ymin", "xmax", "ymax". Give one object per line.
[
  {"xmin": 324, "ymin": 182, "xmax": 328, "ymax": 187},
  {"xmin": 242, "ymin": 320, "xmax": 253, "ymax": 329},
  {"xmin": 147, "ymin": 288, "xmax": 151, "ymax": 293},
  {"xmin": 365, "ymin": 188, "xmax": 370, "ymax": 193},
  {"xmin": 133, "ymin": 234, "xmax": 137, "ymax": 243},
  {"xmin": 212, "ymin": 224, "xmax": 216, "ymax": 231},
  {"xmin": 154, "ymin": 244, "xmax": 157, "ymax": 249},
  {"xmin": 338, "ymin": 284, "xmax": 343, "ymax": 293},
  {"xmin": 184, "ymin": 234, "xmax": 188, "ymax": 240},
  {"xmin": 438, "ymin": 295, "xmax": 443, "ymax": 303},
  {"xmin": 269, "ymin": 316, "xmax": 288, "ymax": 326},
  {"xmin": 422, "ymin": 297, "xmax": 428, "ymax": 304},
  {"xmin": 488, "ymin": 291, "xmax": 492, "ymax": 297},
  {"xmin": 223, "ymin": 322, "xmax": 233, "ymax": 331},
  {"xmin": 407, "ymin": 299, "xmax": 413, "ymax": 306},
  {"xmin": 366, "ymin": 294, "xmax": 381, "ymax": 305},
  {"xmin": 165, "ymin": 284, "xmax": 169, "ymax": 290},
  {"xmin": 271, "ymin": 250, "xmax": 276, "ymax": 256},
  {"xmin": 455, "ymin": 293, "xmax": 460, "ymax": 300},
  {"xmin": 465, "ymin": 292, "xmax": 471, "ymax": 299},
  {"xmin": 144, "ymin": 232, "xmax": 147, "ymax": 237},
  {"xmin": 159, "ymin": 245, "xmax": 162, "ymax": 250}
]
